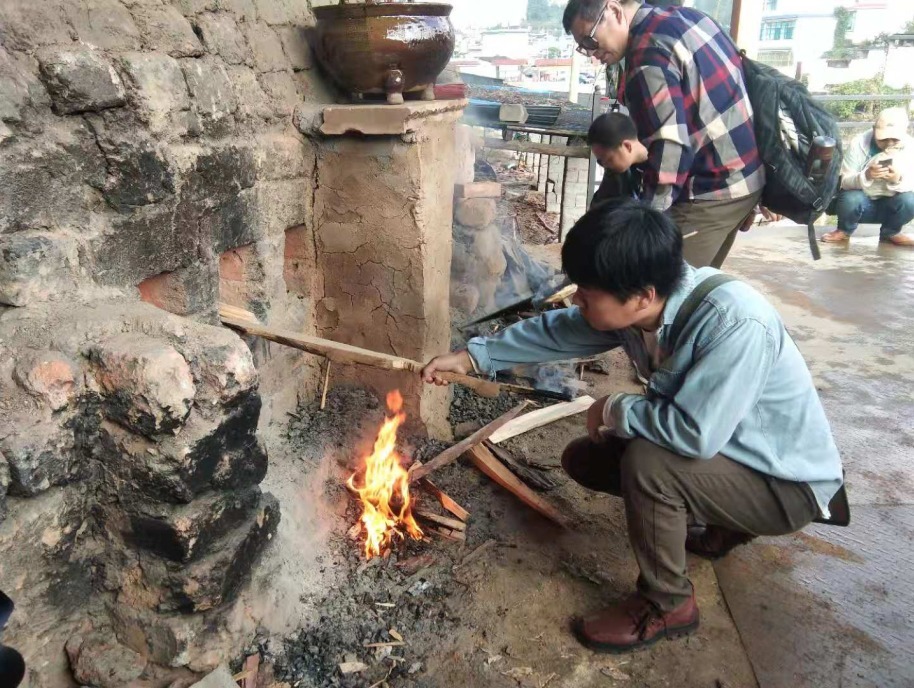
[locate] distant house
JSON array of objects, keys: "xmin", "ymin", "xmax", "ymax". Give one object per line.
[
  {"xmin": 480, "ymin": 27, "xmax": 530, "ymax": 59},
  {"xmin": 481, "ymin": 57, "xmax": 528, "ymax": 82},
  {"xmin": 532, "ymin": 58, "xmax": 573, "ymax": 82}
]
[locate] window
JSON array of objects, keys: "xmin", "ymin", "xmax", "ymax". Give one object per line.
[
  {"xmin": 763, "ymin": 0, "xmax": 777, "ymax": 11},
  {"xmin": 760, "ymin": 20, "xmax": 796, "ymax": 41},
  {"xmin": 758, "ymin": 49, "xmax": 794, "ymax": 67},
  {"xmin": 846, "ymin": 10, "xmax": 856, "ymax": 32}
]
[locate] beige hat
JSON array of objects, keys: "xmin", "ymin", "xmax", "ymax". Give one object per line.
[{"xmin": 874, "ymin": 107, "xmax": 909, "ymax": 141}]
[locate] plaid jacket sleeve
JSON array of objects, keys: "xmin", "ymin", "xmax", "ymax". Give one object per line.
[{"xmin": 625, "ymin": 47, "xmax": 694, "ymax": 211}]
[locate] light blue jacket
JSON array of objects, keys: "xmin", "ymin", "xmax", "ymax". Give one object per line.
[{"xmin": 467, "ymin": 265, "xmax": 843, "ymax": 516}]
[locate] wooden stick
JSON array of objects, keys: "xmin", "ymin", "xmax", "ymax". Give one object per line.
[
  {"xmin": 466, "ymin": 445, "xmax": 571, "ymax": 528},
  {"xmin": 429, "ymin": 525, "xmax": 466, "ymax": 542},
  {"xmin": 488, "ymin": 395, "xmax": 595, "ymax": 445},
  {"xmin": 409, "ymin": 402, "xmax": 531, "ymax": 483},
  {"xmin": 484, "ymin": 441, "xmax": 557, "ymax": 492},
  {"xmin": 418, "ymin": 476, "xmax": 470, "ymax": 521},
  {"xmin": 483, "ymin": 137, "xmax": 590, "ymax": 158},
  {"xmin": 320, "ymin": 361, "xmax": 331, "ymax": 411},
  {"xmin": 456, "ymin": 538, "xmax": 496, "ymax": 568},
  {"xmin": 414, "ymin": 508, "xmax": 467, "ymax": 532}
]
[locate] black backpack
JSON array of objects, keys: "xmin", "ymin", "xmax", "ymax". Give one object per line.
[{"xmin": 741, "ymin": 55, "xmax": 842, "ymax": 260}]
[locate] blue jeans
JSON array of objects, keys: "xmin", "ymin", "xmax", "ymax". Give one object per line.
[{"xmin": 836, "ymin": 190, "xmax": 914, "ymax": 238}]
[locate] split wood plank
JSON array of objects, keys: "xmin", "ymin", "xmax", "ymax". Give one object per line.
[
  {"xmin": 418, "ymin": 476, "xmax": 470, "ymax": 521},
  {"xmin": 487, "ymin": 395, "xmax": 595, "ymax": 445},
  {"xmin": 408, "ymin": 401, "xmax": 531, "ymax": 482},
  {"xmin": 482, "ymin": 138, "xmax": 590, "ymax": 158},
  {"xmin": 429, "ymin": 525, "xmax": 466, "ymax": 542},
  {"xmin": 414, "ymin": 508, "xmax": 467, "ymax": 532},
  {"xmin": 484, "ymin": 441, "xmax": 557, "ymax": 492},
  {"xmin": 466, "ymin": 445, "xmax": 571, "ymax": 528}
]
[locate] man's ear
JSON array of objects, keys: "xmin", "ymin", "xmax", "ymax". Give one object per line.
[
  {"xmin": 608, "ymin": 0, "xmax": 624, "ymax": 26},
  {"xmin": 622, "ymin": 140, "xmax": 634, "ymax": 155},
  {"xmin": 633, "ymin": 286, "xmax": 656, "ymax": 312}
]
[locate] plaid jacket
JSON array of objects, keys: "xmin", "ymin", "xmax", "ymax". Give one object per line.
[{"xmin": 620, "ymin": 5, "xmax": 765, "ymax": 210}]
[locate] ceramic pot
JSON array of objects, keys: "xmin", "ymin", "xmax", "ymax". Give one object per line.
[{"xmin": 312, "ymin": 1, "xmax": 455, "ymax": 104}]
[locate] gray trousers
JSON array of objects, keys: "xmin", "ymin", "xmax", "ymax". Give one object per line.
[
  {"xmin": 669, "ymin": 190, "xmax": 762, "ymax": 268},
  {"xmin": 562, "ymin": 435, "xmax": 819, "ymax": 611}
]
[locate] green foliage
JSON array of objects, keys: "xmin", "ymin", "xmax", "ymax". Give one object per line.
[
  {"xmin": 527, "ymin": 0, "xmax": 564, "ymax": 28},
  {"xmin": 823, "ymin": 78, "xmax": 908, "ymax": 122}
]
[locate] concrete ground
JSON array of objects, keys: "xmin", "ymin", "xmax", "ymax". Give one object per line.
[{"xmin": 719, "ymin": 223, "xmax": 914, "ymax": 688}]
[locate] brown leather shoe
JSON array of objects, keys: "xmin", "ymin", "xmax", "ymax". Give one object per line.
[
  {"xmin": 573, "ymin": 593, "xmax": 699, "ymax": 653},
  {"xmin": 686, "ymin": 525, "xmax": 756, "ymax": 561}
]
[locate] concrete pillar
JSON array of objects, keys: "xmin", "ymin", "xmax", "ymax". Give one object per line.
[{"xmin": 313, "ymin": 100, "xmax": 467, "ymax": 438}]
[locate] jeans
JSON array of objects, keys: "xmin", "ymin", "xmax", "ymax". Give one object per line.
[{"xmin": 836, "ymin": 189, "xmax": 914, "ymax": 238}]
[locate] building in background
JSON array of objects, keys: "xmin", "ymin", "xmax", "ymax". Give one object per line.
[{"xmin": 479, "ymin": 28, "xmax": 531, "ymax": 59}]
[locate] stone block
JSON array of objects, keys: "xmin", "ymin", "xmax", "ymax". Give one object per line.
[
  {"xmin": 454, "ymin": 197, "xmax": 497, "ymax": 228},
  {"xmin": 66, "ymin": 632, "xmax": 147, "ymax": 688},
  {"xmin": 37, "ymin": 47, "xmax": 126, "ymax": 115},
  {"xmin": 278, "ymin": 26, "xmax": 313, "ymax": 71},
  {"xmin": 227, "ymin": 66, "xmax": 272, "ymax": 121},
  {"xmin": 195, "ymin": 13, "xmax": 251, "ymax": 66},
  {"xmin": 190, "ymin": 666, "xmax": 237, "ymax": 688},
  {"xmin": 138, "ymin": 264, "xmax": 218, "ymax": 317},
  {"xmin": 89, "ymin": 334, "xmax": 196, "ymax": 437},
  {"xmin": 182, "ymin": 58, "xmax": 237, "ymax": 124},
  {"xmin": 119, "ymin": 52, "xmax": 190, "ymax": 132},
  {"xmin": 0, "ymin": 231, "xmax": 79, "ymax": 307},
  {"xmin": 453, "ymin": 124, "xmax": 476, "ymax": 186},
  {"xmin": 450, "ymin": 283, "xmax": 479, "ymax": 314},
  {"xmin": 473, "ymin": 225, "xmax": 507, "ymax": 278},
  {"xmin": 1, "ymin": 419, "xmax": 79, "ymax": 496},
  {"xmin": 259, "ymin": 70, "xmax": 299, "ymax": 117},
  {"xmin": 177, "ymin": 144, "xmax": 257, "ymax": 204},
  {"xmin": 254, "ymin": 133, "xmax": 311, "ymax": 181},
  {"xmin": 319, "ymin": 99, "xmax": 466, "ymax": 136},
  {"xmin": 122, "ymin": 487, "xmax": 261, "ymax": 562},
  {"xmin": 0, "ymin": 124, "xmax": 105, "ymax": 233},
  {"xmin": 13, "ymin": 350, "xmax": 80, "ymax": 411},
  {"xmin": 218, "ymin": 243, "xmax": 263, "ymax": 308},
  {"xmin": 252, "ymin": 0, "xmax": 312, "ymax": 26},
  {"xmin": 91, "ymin": 203, "xmax": 198, "ymax": 286},
  {"xmin": 455, "ymin": 181, "xmax": 502, "ymax": 199},
  {"xmin": 0, "ymin": 47, "xmax": 51, "ymax": 124},
  {"xmin": 283, "ymin": 224, "xmax": 315, "ymax": 296},
  {"xmin": 66, "ymin": 0, "xmax": 142, "ymax": 50},
  {"xmin": 190, "ymin": 332, "xmax": 257, "ymax": 404},
  {"xmin": 199, "ymin": 194, "xmax": 261, "ymax": 255},
  {"xmin": 141, "ymin": 491, "xmax": 279, "ymax": 612},
  {"xmin": 0, "ymin": 0, "xmax": 72, "ymax": 52},
  {"xmin": 96, "ymin": 390, "xmax": 267, "ymax": 503},
  {"xmin": 244, "ymin": 22, "xmax": 288, "ymax": 73},
  {"xmin": 499, "ymin": 103, "xmax": 528, "ymax": 123},
  {"xmin": 131, "ymin": 4, "xmax": 204, "ymax": 58}
]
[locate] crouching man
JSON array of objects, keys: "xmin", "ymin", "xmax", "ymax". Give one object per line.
[{"xmin": 421, "ymin": 201, "xmax": 843, "ymax": 653}]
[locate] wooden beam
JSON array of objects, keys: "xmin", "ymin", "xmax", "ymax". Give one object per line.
[
  {"xmin": 408, "ymin": 402, "xmax": 531, "ymax": 482},
  {"xmin": 488, "ymin": 395, "xmax": 595, "ymax": 445},
  {"xmin": 482, "ymin": 138, "xmax": 590, "ymax": 159},
  {"xmin": 466, "ymin": 445, "xmax": 570, "ymax": 528}
]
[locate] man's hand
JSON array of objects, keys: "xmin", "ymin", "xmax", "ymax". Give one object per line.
[
  {"xmin": 758, "ymin": 206, "xmax": 783, "ymax": 224},
  {"xmin": 420, "ymin": 350, "xmax": 473, "ymax": 386},
  {"xmin": 866, "ymin": 162, "xmax": 890, "ymax": 181},
  {"xmin": 587, "ymin": 395, "xmax": 611, "ymax": 442},
  {"xmin": 885, "ymin": 164, "xmax": 902, "ymax": 185}
]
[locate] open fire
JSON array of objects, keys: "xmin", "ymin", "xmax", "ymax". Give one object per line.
[{"xmin": 346, "ymin": 390, "xmax": 423, "ymax": 558}]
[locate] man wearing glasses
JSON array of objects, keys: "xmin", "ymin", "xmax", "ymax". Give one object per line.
[{"xmin": 563, "ymin": 0, "xmax": 764, "ymax": 268}]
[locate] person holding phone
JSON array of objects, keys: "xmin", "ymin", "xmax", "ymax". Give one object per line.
[{"xmin": 822, "ymin": 107, "xmax": 914, "ymax": 246}]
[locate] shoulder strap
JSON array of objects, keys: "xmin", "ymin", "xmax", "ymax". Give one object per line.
[{"xmin": 668, "ymin": 274, "xmax": 738, "ymax": 349}]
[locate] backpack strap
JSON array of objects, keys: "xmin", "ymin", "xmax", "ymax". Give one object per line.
[
  {"xmin": 807, "ymin": 220, "xmax": 822, "ymax": 260},
  {"xmin": 667, "ymin": 274, "xmax": 739, "ymax": 350}
]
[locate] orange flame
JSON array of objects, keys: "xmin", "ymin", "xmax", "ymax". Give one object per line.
[{"xmin": 346, "ymin": 390, "xmax": 423, "ymax": 558}]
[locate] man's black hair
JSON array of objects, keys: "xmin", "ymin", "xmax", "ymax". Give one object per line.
[
  {"xmin": 587, "ymin": 112, "xmax": 638, "ymax": 148},
  {"xmin": 562, "ymin": 0, "xmax": 606, "ymax": 33},
  {"xmin": 561, "ymin": 199, "xmax": 684, "ymax": 300}
]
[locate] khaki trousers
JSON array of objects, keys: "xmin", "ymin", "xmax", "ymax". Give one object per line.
[
  {"xmin": 562, "ymin": 436, "xmax": 819, "ymax": 611},
  {"xmin": 669, "ymin": 190, "xmax": 762, "ymax": 268}
]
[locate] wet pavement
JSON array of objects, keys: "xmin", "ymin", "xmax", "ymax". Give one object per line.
[{"xmin": 720, "ymin": 223, "xmax": 914, "ymax": 688}]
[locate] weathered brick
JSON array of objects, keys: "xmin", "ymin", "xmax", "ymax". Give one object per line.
[
  {"xmin": 191, "ymin": 331, "xmax": 257, "ymax": 404},
  {"xmin": 37, "ymin": 47, "xmax": 126, "ymax": 115},
  {"xmin": 177, "ymin": 144, "xmax": 257, "ymax": 203},
  {"xmin": 138, "ymin": 264, "xmax": 218, "ymax": 317},
  {"xmin": 455, "ymin": 181, "xmax": 502, "ymax": 199},
  {"xmin": 454, "ymin": 197, "xmax": 497, "ymax": 228},
  {"xmin": 218, "ymin": 243, "xmax": 262, "ymax": 308},
  {"xmin": 259, "ymin": 70, "xmax": 299, "ymax": 117},
  {"xmin": 132, "ymin": 4, "xmax": 204, "ymax": 58},
  {"xmin": 140, "ymin": 492, "xmax": 279, "ymax": 612},
  {"xmin": 91, "ymin": 202, "xmax": 199, "ymax": 286},
  {"xmin": 121, "ymin": 487, "xmax": 261, "ymax": 562},
  {"xmin": 181, "ymin": 58, "xmax": 237, "ymax": 124},
  {"xmin": 89, "ymin": 334, "xmax": 196, "ymax": 437},
  {"xmin": 66, "ymin": 0, "xmax": 142, "ymax": 50},
  {"xmin": 0, "ymin": 231, "xmax": 80, "ymax": 307},
  {"xmin": 278, "ymin": 26, "xmax": 313, "ymax": 71},
  {"xmin": 243, "ymin": 22, "xmax": 287, "ymax": 73},
  {"xmin": 283, "ymin": 224, "xmax": 315, "ymax": 296},
  {"xmin": 254, "ymin": 133, "xmax": 311, "ymax": 180},
  {"xmin": 95, "ymin": 390, "xmax": 267, "ymax": 503},
  {"xmin": 195, "ymin": 13, "xmax": 251, "ymax": 66},
  {"xmin": 0, "ymin": 124, "xmax": 105, "ymax": 232},
  {"xmin": 13, "ymin": 350, "xmax": 80, "ymax": 411},
  {"xmin": 119, "ymin": 52, "xmax": 190, "ymax": 132},
  {"xmin": 1, "ymin": 419, "xmax": 80, "ymax": 497}
]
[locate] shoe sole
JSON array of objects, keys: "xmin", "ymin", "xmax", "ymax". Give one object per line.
[{"xmin": 571, "ymin": 618, "xmax": 700, "ymax": 654}]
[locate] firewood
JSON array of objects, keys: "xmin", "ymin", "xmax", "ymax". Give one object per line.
[
  {"xmin": 417, "ymin": 476, "xmax": 470, "ymax": 521},
  {"xmin": 319, "ymin": 360, "xmax": 331, "ymax": 410},
  {"xmin": 466, "ymin": 445, "xmax": 570, "ymax": 528},
  {"xmin": 408, "ymin": 402, "xmax": 531, "ymax": 482},
  {"xmin": 483, "ymin": 441, "xmax": 557, "ymax": 492},
  {"xmin": 429, "ymin": 525, "xmax": 466, "ymax": 542},
  {"xmin": 487, "ymin": 396, "xmax": 595, "ymax": 444},
  {"xmin": 414, "ymin": 508, "xmax": 467, "ymax": 532}
]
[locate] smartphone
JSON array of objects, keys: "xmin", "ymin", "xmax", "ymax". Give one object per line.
[{"xmin": 879, "ymin": 159, "xmax": 893, "ymax": 168}]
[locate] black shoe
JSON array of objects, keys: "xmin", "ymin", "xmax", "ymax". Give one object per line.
[{"xmin": 685, "ymin": 526, "xmax": 755, "ymax": 561}]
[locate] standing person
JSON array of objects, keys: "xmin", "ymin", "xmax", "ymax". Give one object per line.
[
  {"xmin": 420, "ymin": 201, "xmax": 843, "ymax": 653},
  {"xmin": 821, "ymin": 107, "xmax": 914, "ymax": 246},
  {"xmin": 563, "ymin": 0, "xmax": 764, "ymax": 268}
]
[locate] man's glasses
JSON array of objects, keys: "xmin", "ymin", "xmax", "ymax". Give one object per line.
[{"xmin": 575, "ymin": 3, "xmax": 608, "ymax": 55}]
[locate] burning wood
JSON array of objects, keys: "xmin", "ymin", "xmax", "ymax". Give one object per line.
[{"xmin": 346, "ymin": 390, "xmax": 423, "ymax": 558}]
